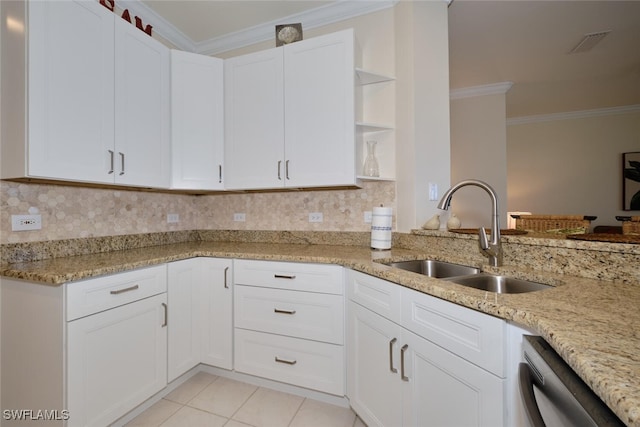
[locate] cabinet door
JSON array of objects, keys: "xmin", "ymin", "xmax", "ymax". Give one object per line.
[
  {"xmin": 347, "ymin": 301, "xmax": 402, "ymax": 427},
  {"xmin": 67, "ymin": 293, "xmax": 167, "ymax": 427},
  {"xmin": 114, "ymin": 19, "xmax": 170, "ymax": 188},
  {"xmin": 402, "ymin": 328, "xmax": 505, "ymax": 427},
  {"xmin": 224, "ymin": 48, "xmax": 284, "ymax": 189},
  {"xmin": 28, "ymin": 0, "xmax": 115, "ymax": 184},
  {"xmin": 168, "ymin": 259, "xmax": 202, "ymax": 382},
  {"xmin": 171, "ymin": 50, "xmax": 224, "ymax": 190},
  {"xmin": 200, "ymin": 258, "xmax": 233, "ymax": 369},
  {"xmin": 284, "ymin": 29, "xmax": 355, "ymax": 187}
]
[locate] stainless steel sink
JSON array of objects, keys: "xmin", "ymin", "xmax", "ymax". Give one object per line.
[
  {"xmin": 387, "ymin": 260, "xmax": 480, "ymax": 278},
  {"xmin": 444, "ymin": 273, "xmax": 551, "ymax": 294}
]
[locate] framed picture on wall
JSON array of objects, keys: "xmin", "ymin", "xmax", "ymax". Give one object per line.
[{"xmin": 623, "ymin": 151, "xmax": 640, "ymax": 210}]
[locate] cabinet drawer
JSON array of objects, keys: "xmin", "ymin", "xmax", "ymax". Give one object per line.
[
  {"xmin": 401, "ymin": 286, "xmax": 505, "ymax": 377},
  {"xmin": 347, "ymin": 270, "xmax": 402, "ymax": 324},
  {"xmin": 67, "ymin": 265, "xmax": 167, "ymax": 321},
  {"xmin": 235, "ymin": 285, "xmax": 344, "ymax": 344},
  {"xmin": 234, "ymin": 260, "xmax": 343, "ymax": 294},
  {"xmin": 234, "ymin": 328, "xmax": 344, "ymax": 396}
]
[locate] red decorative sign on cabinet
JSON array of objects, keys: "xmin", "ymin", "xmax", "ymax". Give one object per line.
[{"xmin": 99, "ymin": 0, "xmax": 153, "ymax": 36}]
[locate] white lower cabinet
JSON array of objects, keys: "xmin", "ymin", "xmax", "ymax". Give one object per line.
[
  {"xmin": 233, "ymin": 260, "xmax": 345, "ymax": 395},
  {"xmin": 167, "ymin": 257, "xmax": 233, "ymax": 381},
  {"xmin": 347, "ymin": 270, "xmax": 506, "ymax": 427},
  {"xmin": 167, "ymin": 258, "xmax": 203, "ymax": 381},
  {"xmin": 200, "ymin": 258, "xmax": 233, "ymax": 369},
  {"xmin": 0, "ymin": 265, "xmax": 168, "ymax": 427},
  {"xmin": 65, "ymin": 265, "xmax": 168, "ymax": 427},
  {"xmin": 67, "ymin": 293, "xmax": 167, "ymax": 427},
  {"xmin": 348, "ymin": 301, "xmax": 403, "ymax": 426}
]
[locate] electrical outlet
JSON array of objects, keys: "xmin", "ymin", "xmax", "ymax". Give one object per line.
[
  {"xmin": 12, "ymin": 214, "xmax": 42, "ymax": 231},
  {"xmin": 309, "ymin": 212, "xmax": 323, "ymax": 223},
  {"xmin": 233, "ymin": 213, "xmax": 246, "ymax": 222},
  {"xmin": 167, "ymin": 213, "xmax": 179, "ymax": 223},
  {"xmin": 364, "ymin": 211, "xmax": 373, "ymax": 223}
]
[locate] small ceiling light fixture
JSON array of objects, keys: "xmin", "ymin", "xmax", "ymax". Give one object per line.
[{"xmin": 568, "ymin": 30, "xmax": 611, "ymax": 54}]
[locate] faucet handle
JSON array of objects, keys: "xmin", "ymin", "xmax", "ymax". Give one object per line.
[{"xmin": 478, "ymin": 227, "xmax": 489, "ymax": 250}]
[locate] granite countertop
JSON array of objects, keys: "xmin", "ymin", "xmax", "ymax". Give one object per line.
[{"xmin": 1, "ymin": 240, "xmax": 639, "ymax": 426}]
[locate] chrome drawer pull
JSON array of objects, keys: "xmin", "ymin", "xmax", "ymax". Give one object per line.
[
  {"xmin": 274, "ymin": 308, "xmax": 296, "ymax": 315},
  {"xmin": 389, "ymin": 337, "xmax": 398, "ymax": 373},
  {"xmin": 401, "ymin": 344, "xmax": 409, "ymax": 381},
  {"xmin": 277, "ymin": 160, "xmax": 282, "ymax": 180},
  {"xmin": 274, "ymin": 274, "xmax": 296, "ymax": 279},
  {"xmin": 224, "ymin": 266, "xmax": 229, "ymax": 289},
  {"xmin": 110, "ymin": 284, "xmax": 139, "ymax": 295},
  {"xmin": 275, "ymin": 357, "xmax": 297, "ymax": 365},
  {"xmin": 285, "ymin": 160, "xmax": 290, "ymax": 180},
  {"xmin": 218, "ymin": 165, "xmax": 222, "ymax": 183}
]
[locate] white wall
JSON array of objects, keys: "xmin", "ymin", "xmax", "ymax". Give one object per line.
[
  {"xmin": 450, "ymin": 92, "xmax": 508, "ymax": 229},
  {"xmin": 507, "ymin": 110, "xmax": 640, "ymax": 228}
]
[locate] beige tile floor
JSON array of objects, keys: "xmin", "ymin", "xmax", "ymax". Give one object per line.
[{"xmin": 126, "ymin": 372, "xmax": 366, "ymax": 427}]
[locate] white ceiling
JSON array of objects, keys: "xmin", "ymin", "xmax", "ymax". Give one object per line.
[
  {"xmin": 134, "ymin": 0, "xmax": 640, "ymax": 118},
  {"xmin": 448, "ymin": 0, "xmax": 640, "ymax": 118}
]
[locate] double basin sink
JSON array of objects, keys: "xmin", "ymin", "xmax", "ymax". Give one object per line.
[{"xmin": 386, "ymin": 259, "xmax": 551, "ymax": 294}]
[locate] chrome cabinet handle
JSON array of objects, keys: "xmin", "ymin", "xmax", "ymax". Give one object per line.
[
  {"xmin": 274, "ymin": 274, "xmax": 296, "ymax": 279},
  {"xmin": 275, "ymin": 356, "xmax": 297, "ymax": 365},
  {"xmin": 285, "ymin": 160, "xmax": 290, "ymax": 180},
  {"xmin": 110, "ymin": 284, "xmax": 139, "ymax": 295},
  {"xmin": 162, "ymin": 302, "xmax": 168, "ymax": 327},
  {"xmin": 277, "ymin": 160, "xmax": 282, "ymax": 180},
  {"xmin": 223, "ymin": 266, "xmax": 229, "ymax": 289},
  {"xmin": 218, "ymin": 165, "xmax": 222, "ymax": 183},
  {"xmin": 274, "ymin": 308, "xmax": 296, "ymax": 315},
  {"xmin": 389, "ymin": 338, "xmax": 398, "ymax": 373},
  {"xmin": 401, "ymin": 344, "xmax": 409, "ymax": 381},
  {"xmin": 119, "ymin": 152, "xmax": 125, "ymax": 175},
  {"xmin": 108, "ymin": 150, "xmax": 115, "ymax": 174}
]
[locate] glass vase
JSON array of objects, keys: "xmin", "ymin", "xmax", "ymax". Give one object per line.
[{"xmin": 363, "ymin": 140, "xmax": 380, "ymax": 177}]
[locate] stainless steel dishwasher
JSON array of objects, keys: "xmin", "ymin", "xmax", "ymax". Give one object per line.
[{"xmin": 519, "ymin": 335, "xmax": 625, "ymax": 427}]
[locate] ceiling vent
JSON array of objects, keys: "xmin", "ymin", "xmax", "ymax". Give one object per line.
[{"xmin": 569, "ymin": 31, "xmax": 611, "ymax": 54}]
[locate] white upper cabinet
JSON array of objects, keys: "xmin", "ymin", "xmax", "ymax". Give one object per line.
[
  {"xmin": 1, "ymin": 0, "xmax": 170, "ymax": 188},
  {"xmin": 2, "ymin": 0, "xmax": 115, "ymax": 184},
  {"xmin": 224, "ymin": 29, "xmax": 356, "ymax": 190},
  {"xmin": 171, "ymin": 50, "xmax": 224, "ymax": 190},
  {"xmin": 114, "ymin": 18, "xmax": 170, "ymax": 188},
  {"xmin": 284, "ymin": 30, "xmax": 355, "ymax": 188},
  {"xmin": 224, "ymin": 47, "xmax": 285, "ymax": 190}
]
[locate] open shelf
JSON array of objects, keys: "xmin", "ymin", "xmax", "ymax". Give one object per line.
[
  {"xmin": 357, "ymin": 175, "xmax": 396, "ymax": 182},
  {"xmin": 356, "ymin": 122, "xmax": 394, "ymax": 132},
  {"xmin": 355, "ymin": 68, "xmax": 395, "ymax": 86}
]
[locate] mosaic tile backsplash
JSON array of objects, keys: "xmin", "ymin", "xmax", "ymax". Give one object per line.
[{"xmin": 0, "ymin": 181, "xmax": 396, "ymax": 244}]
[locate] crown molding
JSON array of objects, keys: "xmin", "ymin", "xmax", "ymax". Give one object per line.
[
  {"xmin": 449, "ymin": 82, "xmax": 514, "ymax": 100},
  {"xmin": 195, "ymin": 1, "xmax": 397, "ymax": 55},
  {"xmin": 117, "ymin": 1, "xmax": 397, "ymax": 55},
  {"xmin": 118, "ymin": 0, "xmax": 197, "ymax": 51},
  {"xmin": 507, "ymin": 104, "xmax": 640, "ymax": 126}
]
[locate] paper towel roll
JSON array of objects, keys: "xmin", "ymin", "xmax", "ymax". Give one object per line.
[{"xmin": 371, "ymin": 206, "xmax": 393, "ymax": 250}]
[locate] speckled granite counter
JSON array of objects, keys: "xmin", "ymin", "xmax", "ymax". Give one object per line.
[{"xmin": 1, "ymin": 231, "xmax": 639, "ymax": 426}]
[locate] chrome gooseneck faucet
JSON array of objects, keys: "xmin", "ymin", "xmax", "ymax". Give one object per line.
[{"xmin": 437, "ymin": 179, "xmax": 503, "ymax": 267}]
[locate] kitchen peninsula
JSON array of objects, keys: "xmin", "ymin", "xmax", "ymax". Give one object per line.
[{"xmin": 1, "ymin": 230, "xmax": 639, "ymax": 426}]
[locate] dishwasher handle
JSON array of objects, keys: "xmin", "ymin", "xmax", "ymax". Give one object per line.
[{"xmin": 519, "ymin": 362, "xmax": 546, "ymax": 427}]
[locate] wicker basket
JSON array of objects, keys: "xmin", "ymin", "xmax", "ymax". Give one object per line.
[
  {"xmin": 622, "ymin": 216, "xmax": 640, "ymax": 235},
  {"xmin": 513, "ymin": 215, "xmax": 595, "ymax": 233}
]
